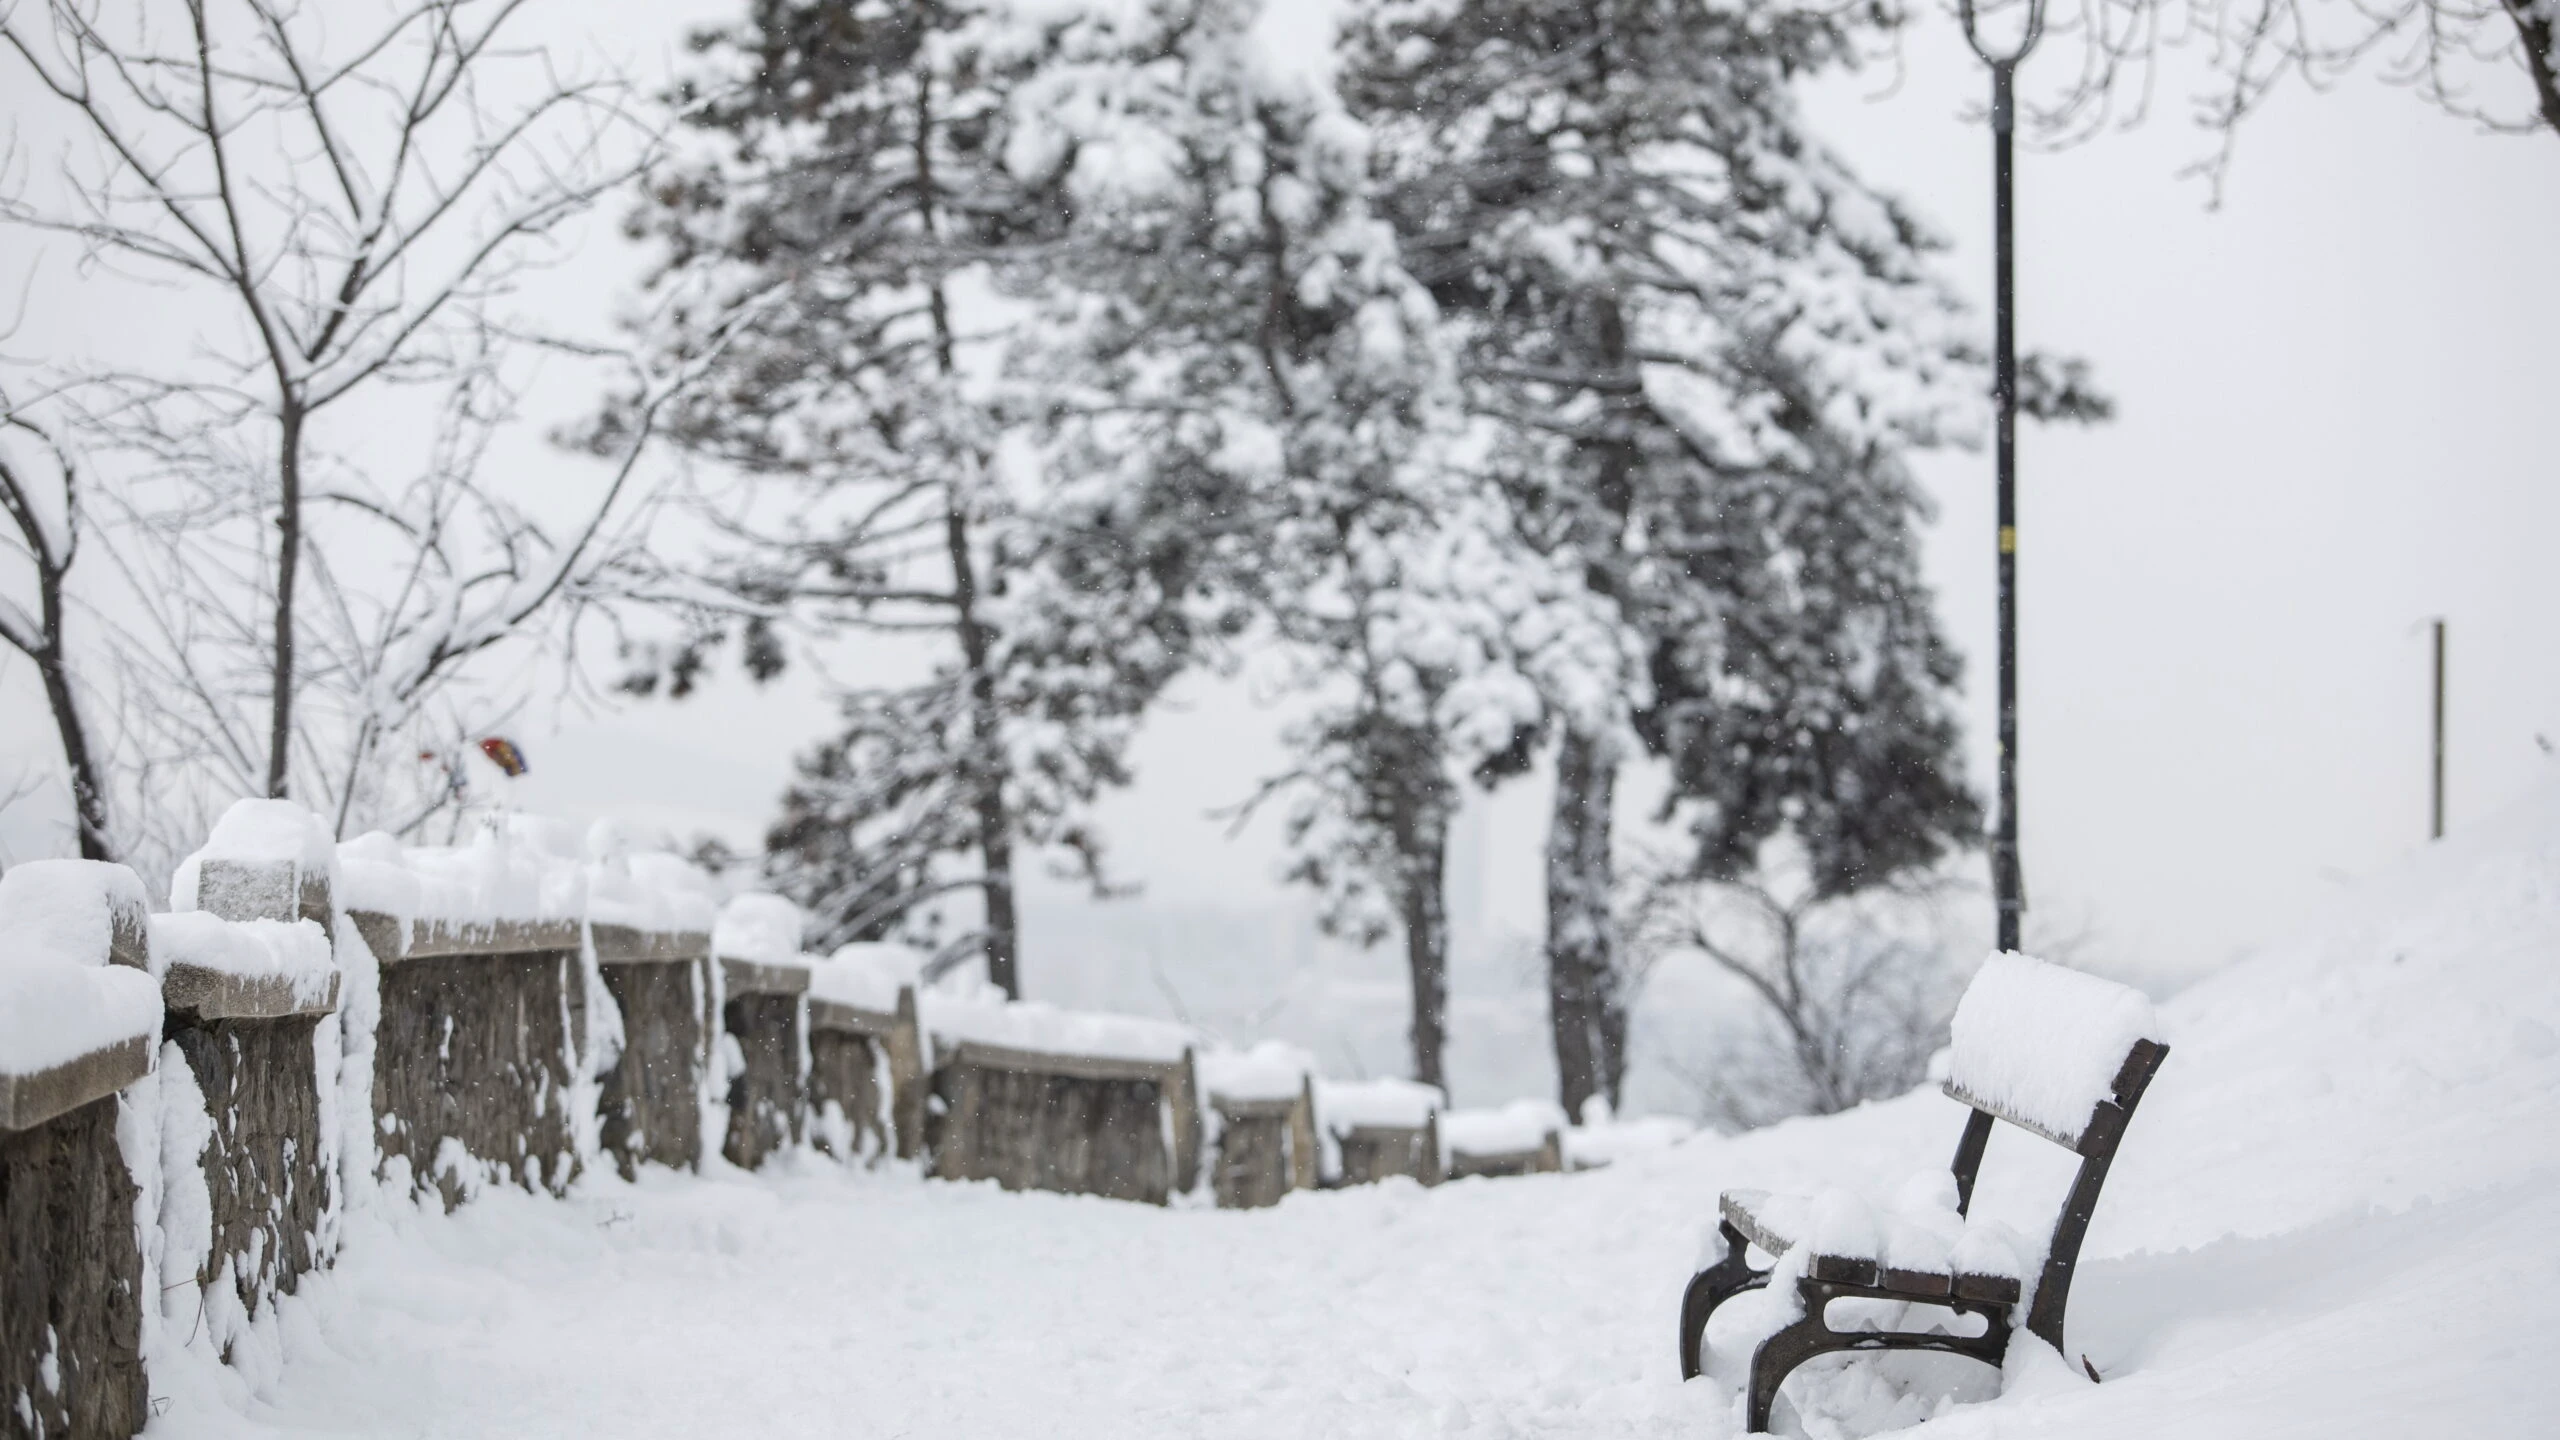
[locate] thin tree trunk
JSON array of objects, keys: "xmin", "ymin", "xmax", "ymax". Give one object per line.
[
  {"xmin": 33, "ymin": 658, "xmax": 112, "ymax": 861},
  {"xmin": 911, "ymin": 78, "xmax": 1020, "ymax": 999},
  {"xmin": 2508, "ymin": 0, "xmax": 2560, "ymax": 136},
  {"xmin": 1546, "ymin": 729, "xmax": 1620, "ymax": 1118},
  {"xmin": 1542, "ymin": 278, "xmax": 1640, "ymax": 1118},
  {"xmin": 0, "ymin": 446, "xmax": 113, "ymax": 860},
  {"xmin": 30, "ymin": 589, "xmax": 112, "ymax": 861},
  {"xmin": 266, "ymin": 402, "xmax": 303, "ymax": 799},
  {"xmin": 1398, "ymin": 822, "xmax": 1451, "ymax": 1092},
  {"xmin": 944, "ymin": 498, "xmax": 1020, "ymax": 999}
]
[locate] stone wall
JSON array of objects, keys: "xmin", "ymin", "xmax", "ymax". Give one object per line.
[
  {"xmin": 807, "ymin": 988, "xmax": 926, "ymax": 1164},
  {"xmin": 805, "ymin": 1029, "xmax": 881, "ymax": 1160},
  {"xmin": 372, "ymin": 941, "xmax": 580, "ymax": 1205},
  {"xmin": 162, "ymin": 1014, "xmax": 330, "ymax": 1321},
  {"xmin": 1334, "ymin": 1118, "xmax": 1444, "ymax": 1188},
  {"xmin": 1210, "ymin": 1081, "xmax": 1317, "ymax": 1210},
  {"xmin": 0, "ymin": 1093, "xmax": 146, "ymax": 1440},
  {"xmin": 928, "ymin": 1043, "xmax": 1198, "ymax": 1205},
  {"xmin": 717, "ymin": 960, "xmax": 807, "ymax": 1170},
  {"xmin": 3, "ymin": 810, "xmax": 1605, "ymax": 1440},
  {"xmin": 1446, "ymin": 1131, "xmax": 1563, "ymax": 1181},
  {"xmin": 594, "ymin": 930, "xmax": 708, "ymax": 1178},
  {"xmin": 178, "ymin": 858, "xmax": 342, "ymax": 1321}
]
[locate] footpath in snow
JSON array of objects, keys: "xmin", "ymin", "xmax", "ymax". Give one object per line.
[{"xmin": 151, "ymin": 781, "xmax": 2560, "ymax": 1439}]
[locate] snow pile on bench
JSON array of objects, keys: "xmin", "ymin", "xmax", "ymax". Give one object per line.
[
  {"xmin": 1727, "ymin": 1174, "xmax": 2034, "ymax": 1283},
  {"xmin": 1315, "ymin": 1076, "xmax": 1443, "ymax": 1131},
  {"xmin": 922, "ymin": 982, "xmax": 1195, "ymax": 1066},
  {"xmin": 1198, "ymin": 1040, "xmax": 1317, "ymax": 1103},
  {"xmin": 0, "ymin": 862, "xmax": 161, "ymax": 1078},
  {"xmin": 1441, "ymin": 1098, "xmax": 1568, "ymax": 1158},
  {"xmin": 1948, "ymin": 951, "xmax": 2163, "ymax": 1144}
]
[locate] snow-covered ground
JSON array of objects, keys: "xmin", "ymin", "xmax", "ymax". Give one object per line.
[{"xmin": 148, "ymin": 779, "xmax": 2560, "ymax": 1438}]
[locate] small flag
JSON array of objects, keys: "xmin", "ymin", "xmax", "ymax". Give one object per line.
[{"xmin": 477, "ymin": 736, "xmax": 529, "ymax": 778}]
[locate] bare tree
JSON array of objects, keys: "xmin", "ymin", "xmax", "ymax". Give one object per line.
[
  {"xmin": 83, "ymin": 316, "xmax": 752, "ymax": 857},
  {"xmin": 0, "ymin": 390, "xmax": 112, "ymax": 858},
  {"xmin": 2022, "ymin": 0, "xmax": 2558, "ymax": 187},
  {"xmin": 1628, "ymin": 851, "xmax": 1967, "ymax": 1129},
  {"xmin": 0, "ymin": 0, "xmax": 650, "ymax": 801}
]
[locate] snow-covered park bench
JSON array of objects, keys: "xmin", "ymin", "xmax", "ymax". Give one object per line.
[{"xmin": 1677, "ymin": 954, "xmax": 2170, "ymax": 1433}]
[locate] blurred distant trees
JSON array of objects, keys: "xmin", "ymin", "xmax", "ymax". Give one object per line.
[
  {"xmin": 620, "ymin": 1, "xmax": 1250, "ymax": 994},
  {"xmin": 1340, "ymin": 0, "xmax": 1985, "ymax": 1112},
  {"xmin": 0, "ymin": 0, "xmax": 2076, "ymax": 1105},
  {"xmin": 625, "ymin": 0, "xmax": 2034, "ymax": 1090}
]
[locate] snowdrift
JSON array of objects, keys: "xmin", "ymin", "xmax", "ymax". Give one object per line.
[{"xmin": 127, "ymin": 776, "xmax": 2560, "ymax": 1438}]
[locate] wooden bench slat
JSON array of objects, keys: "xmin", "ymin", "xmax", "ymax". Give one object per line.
[{"xmin": 1717, "ymin": 1189, "xmax": 2024, "ymax": 1308}]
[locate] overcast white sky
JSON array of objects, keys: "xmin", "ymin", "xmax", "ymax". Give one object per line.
[{"xmin": 4, "ymin": 0, "xmax": 2555, "ymax": 1014}]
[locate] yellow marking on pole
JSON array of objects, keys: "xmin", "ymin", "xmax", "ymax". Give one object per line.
[{"xmin": 1998, "ymin": 526, "xmax": 2017, "ymax": 555}]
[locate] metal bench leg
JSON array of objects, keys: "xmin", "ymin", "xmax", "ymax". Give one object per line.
[
  {"xmin": 1678, "ymin": 1221, "xmax": 1768, "ymax": 1380},
  {"xmin": 1743, "ymin": 1280, "xmax": 2015, "ymax": 1434},
  {"xmin": 1745, "ymin": 1292, "xmax": 1833, "ymax": 1434}
]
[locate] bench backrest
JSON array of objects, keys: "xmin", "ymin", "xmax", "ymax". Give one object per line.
[
  {"xmin": 1941, "ymin": 952, "xmax": 2169, "ymax": 1352},
  {"xmin": 1944, "ymin": 952, "xmax": 2163, "ymax": 1153}
]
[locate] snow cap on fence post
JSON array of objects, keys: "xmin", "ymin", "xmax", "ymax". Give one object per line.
[
  {"xmin": 0, "ymin": 859, "xmax": 150, "ymax": 970},
  {"xmin": 0, "ymin": 861, "xmax": 162, "ymax": 1131},
  {"xmin": 175, "ymin": 797, "xmax": 338, "ymax": 928},
  {"xmin": 713, "ymin": 892, "xmax": 806, "ymax": 965},
  {"xmin": 158, "ymin": 799, "xmax": 343, "ymax": 1021}
]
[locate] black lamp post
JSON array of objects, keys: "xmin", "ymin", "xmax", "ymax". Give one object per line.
[{"xmin": 1958, "ymin": 0, "xmax": 2046, "ymax": 956}]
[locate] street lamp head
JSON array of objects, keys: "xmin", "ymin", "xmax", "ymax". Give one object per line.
[{"xmin": 1957, "ymin": 0, "xmax": 2048, "ymax": 67}]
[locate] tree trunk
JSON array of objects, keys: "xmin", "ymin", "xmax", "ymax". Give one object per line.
[
  {"xmin": 3, "ymin": 450, "xmax": 115, "ymax": 860},
  {"xmin": 1546, "ymin": 729, "xmax": 1621, "ymax": 1118},
  {"xmin": 28, "ymin": 573, "xmax": 112, "ymax": 861},
  {"xmin": 1398, "ymin": 826, "xmax": 1451, "ymax": 1093},
  {"xmin": 32, "ymin": 646, "xmax": 112, "ymax": 862},
  {"xmin": 944, "ymin": 499, "xmax": 1020, "ymax": 999},
  {"xmin": 1544, "ymin": 279, "xmax": 1640, "ymax": 1120},
  {"xmin": 266, "ymin": 402, "xmax": 303, "ymax": 799},
  {"xmin": 2509, "ymin": 0, "xmax": 2560, "ymax": 137}
]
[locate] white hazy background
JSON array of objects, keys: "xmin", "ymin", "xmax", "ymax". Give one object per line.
[{"xmin": 4, "ymin": 1, "xmax": 2554, "ymax": 1108}]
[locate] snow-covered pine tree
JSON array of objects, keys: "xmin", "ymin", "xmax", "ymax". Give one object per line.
[
  {"xmin": 1342, "ymin": 0, "xmax": 1985, "ymax": 1115},
  {"xmin": 625, "ymin": 0, "xmax": 1233, "ymax": 988},
  {"xmin": 1016, "ymin": 0, "xmax": 1624, "ymax": 1089}
]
